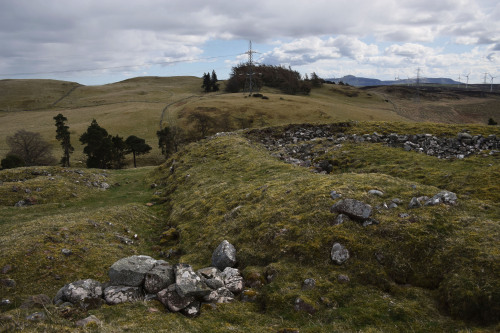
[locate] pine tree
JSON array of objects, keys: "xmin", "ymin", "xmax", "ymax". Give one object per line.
[
  {"xmin": 53, "ymin": 113, "xmax": 74, "ymax": 167},
  {"xmin": 79, "ymin": 119, "xmax": 114, "ymax": 169},
  {"xmin": 202, "ymin": 72, "xmax": 211, "ymax": 92},
  {"xmin": 211, "ymin": 70, "xmax": 219, "ymax": 92},
  {"xmin": 125, "ymin": 135, "xmax": 152, "ymax": 168}
]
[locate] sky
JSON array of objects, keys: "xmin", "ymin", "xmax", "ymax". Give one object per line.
[{"xmin": 0, "ymin": 0, "xmax": 499, "ymax": 85}]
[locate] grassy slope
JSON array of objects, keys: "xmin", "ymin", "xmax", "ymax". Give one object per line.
[
  {"xmin": 0, "ymin": 122, "xmax": 499, "ymax": 332},
  {"xmin": 0, "ymin": 78, "xmax": 407, "ymax": 165}
]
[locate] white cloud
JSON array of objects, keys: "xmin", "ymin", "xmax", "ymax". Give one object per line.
[{"xmin": 0, "ymin": 0, "xmax": 499, "ymax": 83}]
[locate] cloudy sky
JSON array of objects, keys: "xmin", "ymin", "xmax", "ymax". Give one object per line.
[{"xmin": 0, "ymin": 0, "xmax": 499, "ymax": 85}]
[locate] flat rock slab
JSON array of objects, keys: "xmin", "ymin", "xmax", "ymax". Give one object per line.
[
  {"xmin": 109, "ymin": 255, "xmax": 157, "ymax": 287},
  {"xmin": 331, "ymin": 198, "xmax": 372, "ymax": 221}
]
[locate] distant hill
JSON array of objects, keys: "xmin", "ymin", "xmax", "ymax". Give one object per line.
[{"xmin": 326, "ymin": 75, "xmax": 460, "ymax": 87}]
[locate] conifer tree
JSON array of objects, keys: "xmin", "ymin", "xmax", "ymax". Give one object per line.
[
  {"xmin": 125, "ymin": 135, "xmax": 152, "ymax": 168},
  {"xmin": 211, "ymin": 70, "xmax": 219, "ymax": 92},
  {"xmin": 53, "ymin": 113, "xmax": 74, "ymax": 167}
]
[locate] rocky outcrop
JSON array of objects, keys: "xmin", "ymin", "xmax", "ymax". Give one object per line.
[{"xmin": 54, "ymin": 246, "xmax": 245, "ymax": 318}]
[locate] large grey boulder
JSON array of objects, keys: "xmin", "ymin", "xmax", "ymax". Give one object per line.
[
  {"xmin": 53, "ymin": 279, "xmax": 103, "ymax": 310},
  {"xmin": 331, "ymin": 243, "xmax": 349, "ymax": 265},
  {"xmin": 144, "ymin": 260, "xmax": 175, "ymax": 294},
  {"xmin": 109, "ymin": 255, "xmax": 157, "ymax": 287},
  {"xmin": 104, "ymin": 286, "xmax": 143, "ymax": 305},
  {"xmin": 211, "ymin": 240, "xmax": 237, "ymax": 271},
  {"xmin": 330, "ymin": 199, "xmax": 372, "ymax": 221},
  {"xmin": 174, "ymin": 264, "xmax": 212, "ymax": 298},
  {"xmin": 157, "ymin": 284, "xmax": 194, "ymax": 312}
]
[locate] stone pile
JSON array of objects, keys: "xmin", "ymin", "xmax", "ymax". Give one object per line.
[
  {"xmin": 53, "ymin": 240, "xmax": 243, "ymax": 317},
  {"xmin": 246, "ymin": 125, "xmax": 500, "ymax": 170}
]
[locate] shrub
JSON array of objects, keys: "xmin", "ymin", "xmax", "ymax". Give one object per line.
[{"xmin": 1, "ymin": 154, "xmax": 25, "ymax": 169}]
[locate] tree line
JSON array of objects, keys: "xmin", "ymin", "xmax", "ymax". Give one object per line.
[{"xmin": 1, "ymin": 115, "xmax": 156, "ymax": 170}]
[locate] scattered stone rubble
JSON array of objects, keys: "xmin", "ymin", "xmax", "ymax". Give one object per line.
[
  {"xmin": 53, "ymin": 240, "xmax": 244, "ymax": 318},
  {"xmin": 246, "ymin": 124, "xmax": 500, "ymax": 172},
  {"xmin": 328, "ymin": 189, "xmax": 458, "ymax": 266}
]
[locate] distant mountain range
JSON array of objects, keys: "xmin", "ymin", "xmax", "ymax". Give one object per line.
[{"xmin": 325, "ymin": 75, "xmax": 461, "ymax": 86}]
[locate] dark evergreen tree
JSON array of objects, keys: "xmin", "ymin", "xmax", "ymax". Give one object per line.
[
  {"xmin": 79, "ymin": 119, "xmax": 114, "ymax": 169},
  {"xmin": 111, "ymin": 135, "xmax": 127, "ymax": 169},
  {"xmin": 202, "ymin": 72, "xmax": 211, "ymax": 92},
  {"xmin": 125, "ymin": 135, "xmax": 152, "ymax": 168},
  {"xmin": 211, "ymin": 70, "xmax": 219, "ymax": 92},
  {"xmin": 53, "ymin": 113, "xmax": 74, "ymax": 167}
]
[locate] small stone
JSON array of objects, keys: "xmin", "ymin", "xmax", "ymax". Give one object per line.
[
  {"xmin": 330, "ymin": 190, "xmax": 342, "ymax": 200},
  {"xmin": 1, "ymin": 299, "xmax": 11, "ymax": 306},
  {"xmin": 368, "ymin": 189, "xmax": 384, "ymax": 196},
  {"xmin": 1, "ymin": 264, "xmax": 13, "ymax": 274},
  {"xmin": 408, "ymin": 197, "xmax": 422, "ymax": 209},
  {"xmin": 26, "ymin": 312, "xmax": 46, "ymax": 321},
  {"xmin": 75, "ymin": 315, "xmax": 101, "ymax": 327},
  {"xmin": 302, "ymin": 278, "xmax": 316, "ymax": 290},
  {"xmin": 331, "ymin": 198, "xmax": 372, "ymax": 221},
  {"xmin": 337, "ymin": 274, "xmax": 350, "ymax": 283},
  {"xmin": 61, "ymin": 248, "xmax": 72, "ymax": 256},
  {"xmin": 332, "ymin": 214, "xmax": 349, "ymax": 225},
  {"xmin": 180, "ymin": 300, "xmax": 201, "ymax": 317},
  {"xmin": 331, "ymin": 243, "xmax": 349, "ymax": 265},
  {"xmin": 294, "ymin": 297, "xmax": 317, "ymax": 314},
  {"xmin": 0, "ymin": 279, "xmax": 16, "ymax": 288}
]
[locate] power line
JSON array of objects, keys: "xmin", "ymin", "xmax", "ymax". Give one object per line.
[{"xmin": 0, "ymin": 54, "xmax": 241, "ymax": 77}]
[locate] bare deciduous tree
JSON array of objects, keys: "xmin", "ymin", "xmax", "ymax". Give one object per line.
[{"xmin": 6, "ymin": 130, "xmax": 56, "ymax": 166}]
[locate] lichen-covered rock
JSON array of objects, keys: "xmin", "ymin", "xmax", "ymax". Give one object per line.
[
  {"xmin": 197, "ymin": 267, "xmax": 224, "ymax": 290},
  {"xmin": 302, "ymin": 278, "xmax": 316, "ymax": 290},
  {"xmin": 425, "ymin": 191, "xmax": 458, "ymax": 206},
  {"xmin": 109, "ymin": 255, "xmax": 157, "ymax": 287},
  {"xmin": 54, "ymin": 279, "xmax": 103, "ymax": 310},
  {"xmin": 203, "ymin": 287, "xmax": 235, "ymax": 303},
  {"xmin": 211, "ymin": 240, "xmax": 237, "ymax": 271},
  {"xmin": 221, "ymin": 267, "xmax": 244, "ymax": 294},
  {"xmin": 144, "ymin": 260, "xmax": 175, "ymax": 294},
  {"xmin": 180, "ymin": 300, "xmax": 201, "ymax": 317},
  {"xmin": 157, "ymin": 284, "xmax": 194, "ymax": 312},
  {"xmin": 104, "ymin": 286, "xmax": 142, "ymax": 305},
  {"xmin": 330, "ymin": 198, "xmax": 372, "ymax": 221},
  {"xmin": 175, "ymin": 264, "xmax": 211, "ymax": 298},
  {"xmin": 331, "ymin": 242, "xmax": 349, "ymax": 265}
]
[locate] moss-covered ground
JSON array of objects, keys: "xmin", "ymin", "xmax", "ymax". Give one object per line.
[{"xmin": 1, "ymin": 121, "xmax": 499, "ymax": 332}]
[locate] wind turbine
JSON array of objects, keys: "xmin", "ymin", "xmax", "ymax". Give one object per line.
[
  {"xmin": 457, "ymin": 74, "xmax": 461, "ymax": 88},
  {"xmin": 489, "ymin": 74, "xmax": 496, "ymax": 92},
  {"xmin": 464, "ymin": 72, "xmax": 470, "ymax": 89}
]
